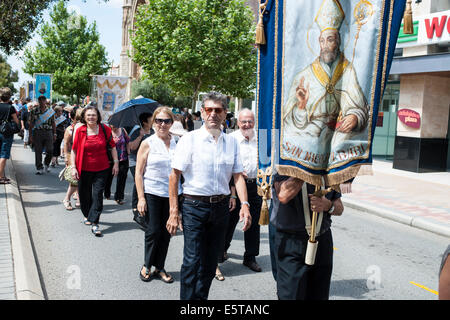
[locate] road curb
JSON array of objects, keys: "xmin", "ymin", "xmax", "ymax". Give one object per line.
[
  {"xmin": 6, "ymin": 157, "xmax": 45, "ymax": 300},
  {"xmin": 342, "ymin": 198, "xmax": 450, "ymax": 238}
]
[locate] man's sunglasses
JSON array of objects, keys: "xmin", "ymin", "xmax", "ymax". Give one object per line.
[
  {"xmin": 203, "ymin": 107, "xmax": 224, "ymax": 115},
  {"xmin": 154, "ymin": 118, "xmax": 173, "ymax": 124}
]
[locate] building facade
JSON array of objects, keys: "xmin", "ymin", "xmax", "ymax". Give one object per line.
[{"xmin": 374, "ymin": 0, "xmax": 450, "ymax": 172}]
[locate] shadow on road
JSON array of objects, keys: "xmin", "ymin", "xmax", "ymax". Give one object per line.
[
  {"xmin": 330, "ymin": 278, "xmax": 370, "ymax": 299},
  {"xmin": 99, "ymin": 221, "xmax": 142, "ymax": 235}
]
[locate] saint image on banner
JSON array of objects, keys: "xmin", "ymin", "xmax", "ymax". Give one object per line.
[
  {"xmin": 282, "ymin": 0, "xmax": 371, "ymax": 170},
  {"xmin": 103, "ymin": 92, "xmax": 115, "ymax": 112},
  {"xmin": 34, "ymin": 74, "xmax": 52, "ymax": 100}
]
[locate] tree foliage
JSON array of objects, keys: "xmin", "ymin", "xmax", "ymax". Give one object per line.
[
  {"xmin": 0, "ymin": 0, "xmax": 108, "ymax": 55},
  {"xmin": 22, "ymin": 1, "xmax": 109, "ymax": 102},
  {"xmin": 131, "ymin": 0, "xmax": 257, "ymax": 105},
  {"xmin": 0, "ymin": 54, "xmax": 18, "ymax": 93},
  {"xmin": 131, "ymin": 79, "xmax": 193, "ymax": 110}
]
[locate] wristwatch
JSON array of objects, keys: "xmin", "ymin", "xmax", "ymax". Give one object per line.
[{"xmin": 241, "ymin": 201, "xmax": 250, "ymax": 208}]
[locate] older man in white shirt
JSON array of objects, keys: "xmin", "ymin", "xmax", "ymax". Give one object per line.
[
  {"xmin": 222, "ymin": 109, "xmax": 263, "ymax": 273},
  {"xmin": 168, "ymin": 91, "xmax": 251, "ymax": 300}
]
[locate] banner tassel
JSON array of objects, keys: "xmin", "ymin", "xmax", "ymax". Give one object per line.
[
  {"xmin": 257, "ymin": 167, "xmax": 272, "ymax": 226},
  {"xmin": 403, "ymin": 0, "xmax": 414, "ymax": 34},
  {"xmin": 256, "ymin": 1, "xmax": 268, "ymax": 45},
  {"xmin": 259, "ymin": 192, "xmax": 270, "ymax": 225}
]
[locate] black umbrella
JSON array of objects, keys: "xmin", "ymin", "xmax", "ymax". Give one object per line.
[{"xmin": 108, "ymin": 98, "xmax": 159, "ymax": 128}]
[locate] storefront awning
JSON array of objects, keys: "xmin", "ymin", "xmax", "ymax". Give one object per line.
[{"xmin": 390, "ymin": 53, "xmax": 450, "ymax": 75}]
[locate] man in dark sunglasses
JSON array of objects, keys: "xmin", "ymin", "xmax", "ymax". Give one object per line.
[{"xmin": 168, "ymin": 91, "xmax": 251, "ymax": 300}]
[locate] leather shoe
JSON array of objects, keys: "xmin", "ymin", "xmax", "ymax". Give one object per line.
[{"xmin": 243, "ymin": 260, "xmax": 262, "ymax": 272}]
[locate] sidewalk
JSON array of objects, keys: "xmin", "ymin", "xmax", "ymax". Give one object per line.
[
  {"xmin": 342, "ymin": 159, "xmax": 450, "ymax": 238},
  {"xmin": 0, "ymin": 143, "xmax": 45, "ymax": 300}
]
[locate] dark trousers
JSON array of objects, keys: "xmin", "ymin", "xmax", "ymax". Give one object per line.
[
  {"xmin": 77, "ymin": 168, "xmax": 109, "ymax": 224},
  {"xmin": 33, "ymin": 129, "xmax": 53, "ymax": 170},
  {"xmin": 274, "ymin": 229, "xmax": 333, "ymax": 300},
  {"xmin": 224, "ymin": 182, "xmax": 262, "ymax": 262},
  {"xmin": 52, "ymin": 136, "xmax": 63, "ymax": 157},
  {"xmin": 104, "ymin": 159, "xmax": 129, "ymax": 201},
  {"xmin": 144, "ymin": 193, "xmax": 171, "ymax": 270},
  {"xmin": 180, "ymin": 197, "xmax": 230, "ymax": 300},
  {"xmin": 129, "ymin": 166, "xmax": 138, "ymax": 210}
]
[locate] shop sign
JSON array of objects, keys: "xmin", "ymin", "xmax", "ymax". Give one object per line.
[
  {"xmin": 396, "ymin": 10, "xmax": 450, "ymax": 48},
  {"xmin": 418, "ymin": 10, "xmax": 450, "ymax": 45},
  {"xmin": 398, "ymin": 109, "xmax": 421, "ymax": 129}
]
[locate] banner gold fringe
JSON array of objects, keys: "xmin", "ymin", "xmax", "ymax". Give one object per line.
[{"xmin": 276, "ymin": 163, "xmax": 373, "ymax": 194}]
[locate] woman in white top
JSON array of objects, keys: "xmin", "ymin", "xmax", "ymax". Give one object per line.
[{"xmin": 136, "ymin": 106, "xmax": 180, "ymax": 283}]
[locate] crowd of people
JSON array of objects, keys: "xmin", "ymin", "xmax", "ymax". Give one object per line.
[{"xmin": 1, "ymin": 87, "xmax": 349, "ymax": 301}]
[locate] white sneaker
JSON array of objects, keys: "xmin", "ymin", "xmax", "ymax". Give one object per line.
[
  {"xmin": 44, "ymin": 165, "xmax": 50, "ymax": 173},
  {"xmin": 36, "ymin": 169, "xmax": 44, "ymax": 175}
]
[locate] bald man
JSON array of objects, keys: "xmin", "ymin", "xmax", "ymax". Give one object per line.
[{"xmin": 222, "ymin": 109, "xmax": 263, "ymax": 273}]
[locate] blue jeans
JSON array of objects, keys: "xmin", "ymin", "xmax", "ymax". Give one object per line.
[
  {"xmin": 0, "ymin": 133, "xmax": 14, "ymax": 159},
  {"xmin": 180, "ymin": 197, "xmax": 229, "ymax": 300}
]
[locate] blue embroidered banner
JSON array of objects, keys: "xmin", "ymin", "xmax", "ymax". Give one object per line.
[
  {"xmin": 34, "ymin": 74, "xmax": 52, "ymax": 101},
  {"xmin": 257, "ymin": 0, "xmax": 406, "ymax": 187}
]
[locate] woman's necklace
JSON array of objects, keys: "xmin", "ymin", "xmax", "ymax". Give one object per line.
[{"xmin": 87, "ymin": 125, "xmax": 98, "ymax": 136}]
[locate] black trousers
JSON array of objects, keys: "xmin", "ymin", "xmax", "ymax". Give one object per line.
[
  {"xmin": 104, "ymin": 159, "xmax": 129, "ymax": 201},
  {"xmin": 52, "ymin": 136, "xmax": 63, "ymax": 157},
  {"xmin": 32, "ymin": 129, "xmax": 53, "ymax": 170},
  {"xmin": 144, "ymin": 193, "xmax": 171, "ymax": 271},
  {"xmin": 223, "ymin": 181, "xmax": 262, "ymax": 262},
  {"xmin": 77, "ymin": 168, "xmax": 109, "ymax": 224},
  {"xmin": 129, "ymin": 166, "xmax": 138, "ymax": 210},
  {"xmin": 274, "ymin": 229, "xmax": 333, "ymax": 300}
]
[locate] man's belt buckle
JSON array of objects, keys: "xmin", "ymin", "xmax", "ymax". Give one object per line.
[{"xmin": 209, "ymin": 196, "xmax": 221, "ymax": 203}]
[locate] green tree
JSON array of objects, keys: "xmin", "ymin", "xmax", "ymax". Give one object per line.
[
  {"xmin": 131, "ymin": 79, "xmax": 194, "ymax": 111},
  {"xmin": 0, "ymin": 0, "xmax": 108, "ymax": 55},
  {"xmin": 22, "ymin": 1, "xmax": 109, "ymax": 103},
  {"xmin": 131, "ymin": 79, "xmax": 174, "ymax": 106},
  {"xmin": 131, "ymin": 0, "xmax": 256, "ymax": 108},
  {"xmin": 0, "ymin": 54, "xmax": 18, "ymax": 94}
]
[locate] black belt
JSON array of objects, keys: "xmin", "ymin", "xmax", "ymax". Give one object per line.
[{"xmin": 183, "ymin": 194, "xmax": 229, "ymax": 204}]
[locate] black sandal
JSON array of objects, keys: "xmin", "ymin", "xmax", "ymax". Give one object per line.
[
  {"xmin": 0, "ymin": 177, "xmax": 11, "ymax": 184},
  {"xmin": 153, "ymin": 269, "xmax": 174, "ymax": 283},
  {"xmin": 139, "ymin": 266, "xmax": 151, "ymax": 282}
]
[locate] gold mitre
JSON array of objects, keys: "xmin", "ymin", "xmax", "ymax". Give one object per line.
[{"xmin": 315, "ymin": 0, "xmax": 345, "ymax": 32}]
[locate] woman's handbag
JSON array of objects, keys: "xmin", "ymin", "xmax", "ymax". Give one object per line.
[
  {"xmin": 59, "ymin": 165, "xmax": 78, "ymax": 185},
  {"xmin": 100, "ymin": 124, "xmax": 114, "ymax": 165},
  {"xmin": 0, "ymin": 120, "xmax": 20, "ymax": 137}
]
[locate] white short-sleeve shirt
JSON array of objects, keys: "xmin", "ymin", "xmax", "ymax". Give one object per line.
[
  {"xmin": 144, "ymin": 134, "xmax": 182, "ymax": 197},
  {"xmin": 230, "ymin": 129, "xmax": 258, "ymax": 179},
  {"xmin": 171, "ymin": 126, "xmax": 243, "ymax": 196}
]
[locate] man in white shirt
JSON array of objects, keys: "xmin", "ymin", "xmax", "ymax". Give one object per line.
[
  {"xmin": 168, "ymin": 91, "xmax": 251, "ymax": 300},
  {"xmin": 222, "ymin": 108, "xmax": 263, "ymax": 273}
]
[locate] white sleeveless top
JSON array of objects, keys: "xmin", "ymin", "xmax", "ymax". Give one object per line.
[{"xmin": 143, "ymin": 134, "xmax": 181, "ymax": 197}]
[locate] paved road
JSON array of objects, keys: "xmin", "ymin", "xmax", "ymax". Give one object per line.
[{"xmin": 12, "ymin": 141, "xmax": 447, "ymax": 300}]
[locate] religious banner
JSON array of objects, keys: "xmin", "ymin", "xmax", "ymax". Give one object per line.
[
  {"xmin": 27, "ymin": 82, "xmax": 34, "ymax": 100},
  {"xmin": 96, "ymin": 76, "xmax": 128, "ymax": 121},
  {"xmin": 257, "ymin": 0, "xmax": 406, "ymax": 189},
  {"xmin": 34, "ymin": 74, "xmax": 52, "ymax": 101}
]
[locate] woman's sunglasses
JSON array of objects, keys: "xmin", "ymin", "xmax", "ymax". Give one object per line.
[{"xmin": 154, "ymin": 118, "xmax": 173, "ymax": 125}]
